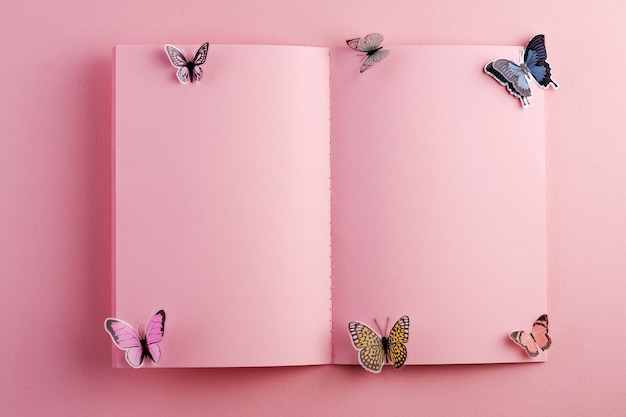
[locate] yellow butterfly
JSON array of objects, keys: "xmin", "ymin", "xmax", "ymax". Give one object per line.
[{"xmin": 348, "ymin": 315, "xmax": 409, "ymax": 373}]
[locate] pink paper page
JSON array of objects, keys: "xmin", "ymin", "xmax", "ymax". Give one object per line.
[
  {"xmin": 331, "ymin": 45, "xmax": 547, "ymax": 365},
  {"xmin": 113, "ymin": 45, "xmax": 331, "ymax": 367}
]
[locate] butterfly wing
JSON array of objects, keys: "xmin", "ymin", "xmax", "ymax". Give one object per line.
[
  {"xmin": 143, "ymin": 310, "xmax": 166, "ymax": 363},
  {"xmin": 192, "ymin": 66, "xmax": 204, "ymax": 82},
  {"xmin": 192, "ymin": 42, "xmax": 209, "ymax": 65},
  {"xmin": 484, "ymin": 59, "xmax": 532, "ymax": 107},
  {"xmin": 346, "ymin": 33, "xmax": 383, "ymax": 52},
  {"xmin": 189, "ymin": 42, "xmax": 209, "ymax": 82},
  {"xmin": 164, "ymin": 44, "xmax": 189, "ymax": 68},
  {"xmin": 359, "ymin": 33, "xmax": 384, "ymax": 51},
  {"xmin": 346, "ymin": 37, "xmax": 362, "ymax": 50},
  {"xmin": 530, "ymin": 314, "xmax": 551, "ymax": 351},
  {"xmin": 165, "ymin": 44, "xmax": 192, "ymax": 84},
  {"xmin": 176, "ymin": 67, "xmax": 191, "ymax": 84},
  {"xmin": 386, "ymin": 315, "xmax": 410, "ymax": 368},
  {"xmin": 348, "ymin": 321, "xmax": 385, "ymax": 373},
  {"xmin": 523, "ymin": 34, "xmax": 558, "ymax": 89},
  {"xmin": 509, "ymin": 330, "xmax": 540, "ymax": 357},
  {"xmin": 360, "ymin": 49, "xmax": 390, "ymax": 73},
  {"xmin": 125, "ymin": 345, "xmax": 146, "ymax": 368},
  {"xmin": 104, "ymin": 318, "xmax": 146, "ymax": 368}
]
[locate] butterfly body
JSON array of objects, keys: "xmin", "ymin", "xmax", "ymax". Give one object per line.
[
  {"xmin": 164, "ymin": 43, "xmax": 209, "ymax": 84},
  {"xmin": 380, "ymin": 335, "xmax": 390, "ymax": 363},
  {"xmin": 509, "ymin": 314, "xmax": 551, "ymax": 357},
  {"xmin": 346, "ymin": 33, "xmax": 390, "ymax": 73},
  {"xmin": 365, "ymin": 45, "xmax": 384, "ymax": 57},
  {"xmin": 348, "ymin": 315, "xmax": 409, "ymax": 373},
  {"xmin": 484, "ymin": 34, "xmax": 557, "ymax": 107},
  {"xmin": 104, "ymin": 310, "xmax": 166, "ymax": 368}
]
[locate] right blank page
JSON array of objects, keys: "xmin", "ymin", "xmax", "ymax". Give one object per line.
[{"xmin": 331, "ymin": 45, "xmax": 547, "ymax": 365}]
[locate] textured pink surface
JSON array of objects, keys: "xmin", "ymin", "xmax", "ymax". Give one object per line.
[{"xmin": 2, "ymin": 0, "xmax": 626, "ymax": 416}]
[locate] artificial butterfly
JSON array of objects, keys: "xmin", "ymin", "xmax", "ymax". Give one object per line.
[
  {"xmin": 164, "ymin": 42, "xmax": 209, "ymax": 84},
  {"xmin": 348, "ymin": 315, "xmax": 409, "ymax": 373},
  {"xmin": 509, "ymin": 314, "xmax": 552, "ymax": 357},
  {"xmin": 346, "ymin": 33, "xmax": 390, "ymax": 73},
  {"xmin": 484, "ymin": 34, "xmax": 558, "ymax": 108},
  {"xmin": 104, "ymin": 310, "xmax": 166, "ymax": 368}
]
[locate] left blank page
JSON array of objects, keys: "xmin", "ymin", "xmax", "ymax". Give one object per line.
[{"xmin": 113, "ymin": 45, "xmax": 331, "ymax": 367}]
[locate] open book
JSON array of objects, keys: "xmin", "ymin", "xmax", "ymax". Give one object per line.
[{"xmin": 112, "ymin": 42, "xmax": 547, "ymax": 368}]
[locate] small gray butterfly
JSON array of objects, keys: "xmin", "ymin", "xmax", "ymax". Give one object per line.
[{"xmin": 346, "ymin": 33, "xmax": 390, "ymax": 73}]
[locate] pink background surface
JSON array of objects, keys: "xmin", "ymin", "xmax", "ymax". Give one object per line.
[{"xmin": 2, "ymin": 0, "xmax": 625, "ymax": 415}]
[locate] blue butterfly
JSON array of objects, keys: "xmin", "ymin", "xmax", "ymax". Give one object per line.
[{"xmin": 484, "ymin": 34, "xmax": 558, "ymax": 108}]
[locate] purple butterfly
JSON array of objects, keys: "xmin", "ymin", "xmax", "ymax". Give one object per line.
[
  {"xmin": 104, "ymin": 310, "xmax": 166, "ymax": 368},
  {"xmin": 346, "ymin": 33, "xmax": 390, "ymax": 73},
  {"xmin": 164, "ymin": 43, "xmax": 209, "ymax": 84}
]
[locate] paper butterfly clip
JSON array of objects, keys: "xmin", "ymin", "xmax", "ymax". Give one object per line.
[
  {"xmin": 484, "ymin": 34, "xmax": 558, "ymax": 108},
  {"xmin": 348, "ymin": 315, "xmax": 409, "ymax": 373},
  {"xmin": 104, "ymin": 310, "xmax": 166, "ymax": 368},
  {"xmin": 164, "ymin": 42, "xmax": 209, "ymax": 84},
  {"xmin": 346, "ymin": 33, "xmax": 390, "ymax": 73},
  {"xmin": 509, "ymin": 314, "xmax": 552, "ymax": 357}
]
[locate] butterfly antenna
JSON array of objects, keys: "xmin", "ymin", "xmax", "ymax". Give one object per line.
[
  {"xmin": 373, "ymin": 318, "xmax": 382, "ymax": 335},
  {"xmin": 373, "ymin": 317, "xmax": 389, "ymax": 336}
]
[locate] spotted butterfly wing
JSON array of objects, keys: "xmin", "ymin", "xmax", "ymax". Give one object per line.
[
  {"xmin": 509, "ymin": 314, "xmax": 551, "ymax": 357},
  {"xmin": 348, "ymin": 321, "xmax": 385, "ymax": 372},
  {"xmin": 348, "ymin": 315, "xmax": 409, "ymax": 373},
  {"xmin": 386, "ymin": 316, "xmax": 410, "ymax": 367},
  {"xmin": 104, "ymin": 310, "xmax": 166, "ymax": 368},
  {"xmin": 484, "ymin": 34, "xmax": 558, "ymax": 107},
  {"xmin": 164, "ymin": 43, "xmax": 209, "ymax": 84},
  {"xmin": 346, "ymin": 33, "xmax": 390, "ymax": 73}
]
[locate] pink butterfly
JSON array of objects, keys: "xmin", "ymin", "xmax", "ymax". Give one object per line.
[
  {"xmin": 104, "ymin": 310, "xmax": 166, "ymax": 368},
  {"xmin": 509, "ymin": 314, "xmax": 551, "ymax": 357}
]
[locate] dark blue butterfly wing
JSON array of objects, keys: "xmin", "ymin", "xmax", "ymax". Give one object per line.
[
  {"xmin": 523, "ymin": 34, "xmax": 558, "ymax": 88},
  {"xmin": 484, "ymin": 59, "xmax": 532, "ymax": 107}
]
